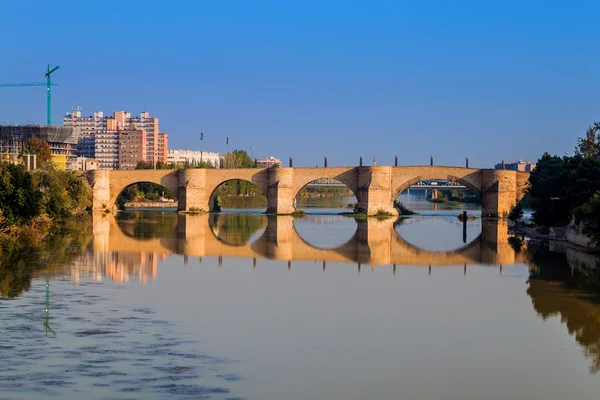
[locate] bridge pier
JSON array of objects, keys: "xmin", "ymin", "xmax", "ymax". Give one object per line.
[
  {"xmin": 360, "ymin": 166, "xmax": 399, "ymax": 216},
  {"xmin": 481, "ymin": 170, "xmax": 518, "ymax": 218},
  {"xmin": 179, "ymin": 169, "xmax": 210, "ymax": 212},
  {"xmin": 266, "ymin": 168, "xmax": 295, "ymax": 214}
]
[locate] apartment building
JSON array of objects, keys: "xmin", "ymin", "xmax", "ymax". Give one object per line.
[
  {"xmin": 119, "ymin": 130, "xmax": 148, "ymax": 170},
  {"xmin": 167, "ymin": 149, "xmax": 221, "ymax": 168},
  {"xmin": 494, "ymin": 160, "xmax": 537, "ymax": 172},
  {"xmin": 158, "ymin": 133, "xmax": 168, "ymax": 164},
  {"xmin": 64, "ymin": 107, "xmax": 168, "ymax": 169}
]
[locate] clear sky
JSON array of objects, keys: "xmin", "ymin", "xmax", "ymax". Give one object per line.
[{"xmin": 1, "ymin": 0, "xmax": 599, "ymax": 167}]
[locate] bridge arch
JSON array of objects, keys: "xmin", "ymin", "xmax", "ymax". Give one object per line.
[
  {"xmin": 205, "ymin": 169, "xmax": 270, "ymax": 211},
  {"xmin": 107, "ymin": 170, "xmax": 180, "ymax": 208},
  {"xmin": 208, "ymin": 178, "xmax": 268, "ymax": 211},
  {"xmin": 291, "ymin": 168, "xmax": 360, "ymax": 206},
  {"xmin": 392, "ymin": 168, "xmax": 482, "ymax": 201}
]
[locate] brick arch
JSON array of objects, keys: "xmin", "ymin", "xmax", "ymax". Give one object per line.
[
  {"xmin": 291, "ymin": 167, "xmax": 359, "ymax": 201},
  {"xmin": 108, "ymin": 170, "xmax": 180, "ymax": 206},
  {"xmin": 391, "ymin": 168, "xmax": 482, "ymax": 201},
  {"xmin": 204, "ymin": 169, "xmax": 270, "ymax": 199}
]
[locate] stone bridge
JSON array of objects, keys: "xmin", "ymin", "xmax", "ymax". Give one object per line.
[
  {"xmin": 88, "ymin": 166, "xmax": 529, "ymax": 217},
  {"xmin": 90, "ymin": 214, "xmax": 523, "ymax": 267}
]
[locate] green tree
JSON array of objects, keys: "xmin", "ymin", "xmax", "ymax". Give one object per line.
[
  {"xmin": 528, "ymin": 153, "xmax": 600, "ymax": 226},
  {"xmin": 32, "ymin": 169, "xmax": 92, "ymax": 220},
  {"xmin": 189, "ymin": 160, "xmax": 215, "ymax": 169},
  {"xmin": 576, "ymin": 123, "xmax": 600, "ymax": 158},
  {"xmin": 135, "ymin": 161, "xmax": 154, "ymax": 170},
  {"xmin": 0, "ymin": 163, "xmax": 41, "ymax": 224},
  {"xmin": 223, "ymin": 150, "xmax": 255, "ymax": 169},
  {"xmin": 508, "ymin": 203, "xmax": 524, "ymax": 222},
  {"xmin": 22, "ymin": 136, "xmax": 52, "ymax": 169},
  {"xmin": 574, "ymin": 192, "xmax": 600, "ymax": 248}
]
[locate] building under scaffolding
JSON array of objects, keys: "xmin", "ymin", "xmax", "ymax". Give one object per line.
[{"xmin": 0, "ymin": 125, "xmax": 79, "ymax": 168}]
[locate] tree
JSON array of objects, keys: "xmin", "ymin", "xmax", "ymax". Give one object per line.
[
  {"xmin": 135, "ymin": 161, "xmax": 154, "ymax": 170},
  {"xmin": 508, "ymin": 203, "xmax": 524, "ymax": 222},
  {"xmin": 574, "ymin": 192, "xmax": 600, "ymax": 248},
  {"xmin": 189, "ymin": 161, "xmax": 214, "ymax": 169},
  {"xmin": 576, "ymin": 123, "xmax": 600, "ymax": 159},
  {"xmin": 0, "ymin": 163, "xmax": 41, "ymax": 224},
  {"xmin": 528, "ymin": 153, "xmax": 600, "ymax": 226},
  {"xmin": 223, "ymin": 150, "xmax": 255, "ymax": 169},
  {"xmin": 23, "ymin": 136, "xmax": 52, "ymax": 169}
]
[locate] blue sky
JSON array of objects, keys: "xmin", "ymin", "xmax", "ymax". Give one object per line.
[{"xmin": 1, "ymin": 0, "xmax": 599, "ymax": 167}]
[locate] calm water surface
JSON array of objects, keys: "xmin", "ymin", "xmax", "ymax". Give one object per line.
[{"xmin": 2, "ymin": 198, "xmax": 600, "ymax": 399}]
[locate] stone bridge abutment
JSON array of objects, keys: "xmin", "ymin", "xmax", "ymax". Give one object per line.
[{"xmin": 87, "ymin": 166, "xmax": 528, "ymax": 218}]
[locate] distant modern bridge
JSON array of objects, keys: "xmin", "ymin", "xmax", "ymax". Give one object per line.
[
  {"xmin": 305, "ymin": 178, "xmax": 468, "ymax": 190},
  {"xmin": 88, "ymin": 165, "xmax": 529, "ymax": 218}
]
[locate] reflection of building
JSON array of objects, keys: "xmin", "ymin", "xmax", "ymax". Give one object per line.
[
  {"xmin": 63, "ymin": 107, "xmax": 168, "ymax": 169},
  {"xmin": 495, "ymin": 160, "xmax": 536, "ymax": 172},
  {"xmin": 0, "ymin": 125, "xmax": 79, "ymax": 169},
  {"xmin": 69, "ymin": 251, "xmax": 160, "ymax": 285},
  {"xmin": 256, "ymin": 156, "xmax": 282, "ymax": 168},
  {"xmin": 167, "ymin": 149, "xmax": 221, "ymax": 168}
]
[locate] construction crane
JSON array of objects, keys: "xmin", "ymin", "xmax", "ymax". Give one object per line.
[{"xmin": 0, "ymin": 64, "xmax": 60, "ymax": 125}]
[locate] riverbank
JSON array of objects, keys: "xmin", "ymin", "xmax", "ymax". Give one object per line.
[{"xmin": 512, "ymin": 224, "xmax": 599, "ymax": 254}]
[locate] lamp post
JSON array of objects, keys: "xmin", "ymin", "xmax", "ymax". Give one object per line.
[{"xmin": 200, "ymin": 132, "xmax": 204, "ymax": 164}]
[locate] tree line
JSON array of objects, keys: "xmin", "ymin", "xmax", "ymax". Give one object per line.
[
  {"xmin": 526, "ymin": 122, "xmax": 600, "ymax": 246},
  {"xmin": 0, "ymin": 137, "xmax": 91, "ymax": 234}
]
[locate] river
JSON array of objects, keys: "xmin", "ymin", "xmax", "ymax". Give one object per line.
[{"xmin": 2, "ymin": 196, "xmax": 600, "ymax": 399}]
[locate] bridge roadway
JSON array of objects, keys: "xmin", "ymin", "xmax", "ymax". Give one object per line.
[
  {"xmin": 88, "ymin": 165, "xmax": 529, "ymax": 218},
  {"xmin": 91, "ymin": 214, "xmax": 523, "ymax": 267}
]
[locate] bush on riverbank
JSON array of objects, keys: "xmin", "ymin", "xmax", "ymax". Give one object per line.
[{"xmin": 0, "ymin": 162, "xmax": 92, "ymax": 233}]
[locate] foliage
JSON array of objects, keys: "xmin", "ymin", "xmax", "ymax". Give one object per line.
[
  {"xmin": 31, "ymin": 169, "xmax": 92, "ymax": 220},
  {"xmin": 508, "ymin": 203, "xmax": 524, "ymax": 222},
  {"xmin": 374, "ymin": 209, "xmax": 394, "ymax": 218},
  {"xmin": 0, "ymin": 163, "xmax": 91, "ymax": 226},
  {"xmin": 209, "ymin": 213, "xmax": 265, "ymax": 246},
  {"xmin": 135, "ymin": 161, "xmax": 154, "ymax": 169},
  {"xmin": 297, "ymin": 186, "xmax": 352, "ymax": 198},
  {"xmin": 394, "ymin": 200, "xmax": 417, "ymax": 215},
  {"xmin": 116, "ymin": 182, "xmax": 176, "ymax": 209},
  {"xmin": 223, "ymin": 150, "xmax": 255, "ymax": 169},
  {"xmin": 0, "ymin": 163, "xmax": 42, "ymax": 224},
  {"xmin": 427, "ymin": 189, "xmax": 480, "ymax": 204},
  {"xmin": 528, "ymin": 153, "xmax": 600, "ymax": 226},
  {"xmin": 188, "ymin": 161, "xmax": 215, "ymax": 169},
  {"xmin": 22, "ymin": 136, "xmax": 52, "ymax": 168},
  {"xmin": 576, "ymin": 123, "xmax": 600, "ymax": 159},
  {"xmin": 574, "ymin": 192, "xmax": 600, "ymax": 248},
  {"xmin": 135, "ymin": 161, "xmax": 175, "ymax": 170}
]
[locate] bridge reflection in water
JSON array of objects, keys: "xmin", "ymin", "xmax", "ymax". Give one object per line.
[{"xmin": 90, "ymin": 213, "xmax": 524, "ymax": 271}]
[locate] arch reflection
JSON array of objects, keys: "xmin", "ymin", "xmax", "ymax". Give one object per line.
[
  {"xmin": 94, "ymin": 214, "xmax": 522, "ymax": 267},
  {"xmin": 208, "ymin": 213, "xmax": 268, "ymax": 246},
  {"xmin": 394, "ymin": 216, "xmax": 482, "ymax": 252},
  {"xmin": 116, "ymin": 211, "xmax": 178, "ymax": 240}
]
